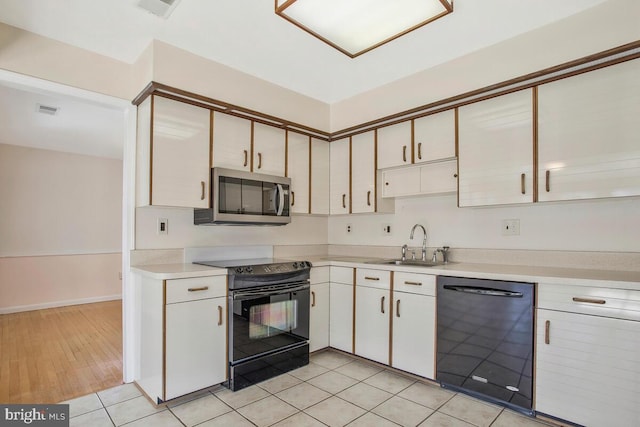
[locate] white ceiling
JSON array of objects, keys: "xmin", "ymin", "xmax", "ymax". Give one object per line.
[
  {"xmin": 0, "ymin": 0, "xmax": 608, "ymax": 104},
  {"xmin": 0, "ymin": 0, "xmax": 610, "ymax": 159}
]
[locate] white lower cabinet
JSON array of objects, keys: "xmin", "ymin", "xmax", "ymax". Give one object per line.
[
  {"xmin": 535, "ymin": 283, "xmax": 640, "ymax": 427},
  {"xmin": 329, "ymin": 267, "xmax": 354, "ymax": 353},
  {"xmin": 391, "ymin": 272, "xmax": 436, "ymax": 379},
  {"xmin": 355, "ymin": 269, "xmax": 391, "ymax": 365},
  {"xmin": 136, "ymin": 274, "xmax": 227, "ymax": 403},
  {"xmin": 310, "ymin": 267, "xmax": 330, "ymax": 352}
]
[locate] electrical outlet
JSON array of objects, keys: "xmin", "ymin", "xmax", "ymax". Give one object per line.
[
  {"xmin": 346, "ymin": 224, "xmax": 352, "ymax": 233},
  {"xmin": 382, "ymin": 224, "xmax": 392, "ymax": 235},
  {"xmin": 158, "ymin": 218, "xmax": 169, "ymax": 235},
  {"xmin": 501, "ymin": 219, "xmax": 520, "ymax": 236}
]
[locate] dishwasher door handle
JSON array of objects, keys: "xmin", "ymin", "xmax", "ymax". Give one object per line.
[{"xmin": 442, "ymin": 285, "xmax": 523, "ymax": 297}]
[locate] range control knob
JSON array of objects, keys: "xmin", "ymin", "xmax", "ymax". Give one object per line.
[
  {"xmin": 235, "ymin": 267, "xmax": 244, "ymax": 274},
  {"xmin": 245, "ymin": 266, "xmax": 253, "ymax": 273},
  {"xmin": 292, "ymin": 262, "xmax": 299, "ymax": 269}
]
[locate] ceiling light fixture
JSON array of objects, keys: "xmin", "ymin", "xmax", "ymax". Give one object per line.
[{"xmin": 275, "ymin": 0, "xmax": 453, "ymax": 58}]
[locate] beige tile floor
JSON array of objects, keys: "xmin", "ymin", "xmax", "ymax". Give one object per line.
[{"xmin": 63, "ymin": 350, "xmax": 554, "ymax": 427}]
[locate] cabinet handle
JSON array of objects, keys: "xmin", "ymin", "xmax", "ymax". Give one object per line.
[
  {"xmin": 396, "ymin": 299, "xmax": 400, "ymax": 317},
  {"xmin": 521, "ymin": 173, "xmax": 526, "ymax": 194},
  {"xmin": 365, "ymin": 276, "xmax": 380, "ymax": 281},
  {"xmin": 453, "ymin": 173, "xmax": 458, "ymax": 178},
  {"xmin": 200, "ymin": 181, "xmax": 205, "ymax": 200},
  {"xmin": 545, "ymin": 170, "xmax": 550, "ymax": 192},
  {"xmin": 404, "ymin": 281, "xmax": 422, "ymax": 286},
  {"xmin": 544, "ymin": 320, "xmax": 550, "ymax": 344},
  {"xmin": 218, "ymin": 306, "xmax": 223, "ymax": 326},
  {"xmin": 402, "ymin": 145, "xmax": 407, "ymax": 162},
  {"xmin": 381, "ymin": 296, "xmax": 385, "ymax": 314},
  {"xmin": 243, "ymin": 150, "xmax": 248, "ymax": 167},
  {"xmin": 311, "ymin": 291, "xmax": 316, "ymax": 307},
  {"xmin": 418, "ymin": 142, "xmax": 422, "ymax": 160},
  {"xmin": 385, "ymin": 182, "xmax": 389, "ymax": 186},
  {"xmin": 572, "ymin": 297, "xmax": 606, "ymax": 305},
  {"xmin": 188, "ymin": 286, "xmax": 209, "ymax": 292},
  {"xmin": 257, "ymin": 152, "xmax": 262, "ymax": 169},
  {"xmin": 342, "ymin": 194, "xmax": 346, "ymax": 209},
  {"xmin": 367, "ymin": 190, "xmax": 371, "ymax": 206},
  {"xmin": 291, "ymin": 191, "xmax": 295, "ymax": 206}
]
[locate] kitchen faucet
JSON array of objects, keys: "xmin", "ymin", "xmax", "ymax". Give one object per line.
[{"xmin": 409, "ymin": 224, "xmax": 427, "ymax": 261}]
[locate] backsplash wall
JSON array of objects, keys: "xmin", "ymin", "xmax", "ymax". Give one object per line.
[{"xmin": 328, "ymin": 194, "xmax": 640, "ymax": 253}]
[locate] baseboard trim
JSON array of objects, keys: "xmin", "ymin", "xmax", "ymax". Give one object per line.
[{"xmin": 0, "ymin": 294, "xmax": 122, "ymax": 314}]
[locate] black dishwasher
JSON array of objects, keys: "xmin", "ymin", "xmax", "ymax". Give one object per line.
[{"xmin": 436, "ymin": 276, "xmax": 535, "ymax": 416}]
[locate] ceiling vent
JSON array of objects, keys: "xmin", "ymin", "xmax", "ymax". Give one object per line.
[
  {"xmin": 137, "ymin": 0, "xmax": 182, "ymax": 19},
  {"xmin": 36, "ymin": 104, "xmax": 59, "ymax": 116}
]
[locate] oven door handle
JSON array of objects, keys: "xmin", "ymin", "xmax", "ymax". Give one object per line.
[{"xmin": 232, "ymin": 283, "xmax": 310, "ymax": 300}]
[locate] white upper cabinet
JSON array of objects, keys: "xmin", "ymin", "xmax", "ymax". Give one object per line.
[
  {"xmin": 311, "ymin": 138, "xmax": 330, "ymax": 215},
  {"xmin": 253, "ymin": 123, "xmax": 285, "ymax": 176},
  {"xmin": 287, "ymin": 131, "xmax": 309, "ymax": 214},
  {"xmin": 538, "ymin": 59, "xmax": 640, "ymax": 202},
  {"xmin": 382, "ymin": 167, "xmax": 421, "ymax": 198},
  {"xmin": 144, "ymin": 96, "xmax": 211, "ymax": 208},
  {"xmin": 458, "ymin": 89, "xmax": 534, "ymax": 207},
  {"xmin": 377, "ymin": 122, "xmax": 412, "ymax": 169},
  {"xmin": 351, "ymin": 131, "xmax": 376, "ymax": 213},
  {"xmin": 330, "ymin": 138, "xmax": 350, "ymax": 215},
  {"xmin": 413, "ymin": 109, "xmax": 456, "ymax": 163},
  {"xmin": 212, "ymin": 112, "xmax": 251, "ymax": 172}
]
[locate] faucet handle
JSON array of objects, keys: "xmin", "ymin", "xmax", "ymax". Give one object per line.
[{"xmin": 401, "ymin": 244, "xmax": 408, "ymax": 261}]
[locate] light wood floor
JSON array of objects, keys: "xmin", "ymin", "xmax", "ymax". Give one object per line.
[{"xmin": 0, "ymin": 300, "xmax": 123, "ymax": 403}]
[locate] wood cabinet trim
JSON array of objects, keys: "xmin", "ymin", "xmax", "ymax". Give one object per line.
[
  {"xmin": 532, "ymin": 87, "xmax": 539, "ymax": 203},
  {"xmin": 250, "ymin": 121, "xmax": 255, "ymax": 171},
  {"xmin": 410, "ymin": 120, "xmax": 416, "ymax": 163},
  {"xmin": 374, "ymin": 130, "xmax": 378, "ymax": 212},
  {"xmin": 388, "ymin": 271, "xmax": 394, "ymax": 367},
  {"xmin": 349, "ymin": 137, "xmax": 353, "ymax": 214},
  {"xmin": 351, "ymin": 268, "xmax": 356, "ymax": 354},
  {"xmin": 308, "ymin": 136, "xmax": 312, "ymax": 214},
  {"xmin": 149, "ymin": 95, "xmax": 155, "ymax": 206},
  {"xmin": 162, "ymin": 279, "xmax": 167, "ymax": 402}
]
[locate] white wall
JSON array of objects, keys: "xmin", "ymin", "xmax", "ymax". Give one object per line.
[
  {"xmin": 329, "ymin": 195, "xmax": 640, "ymax": 253},
  {"xmin": 135, "ymin": 207, "xmax": 328, "ymax": 250}
]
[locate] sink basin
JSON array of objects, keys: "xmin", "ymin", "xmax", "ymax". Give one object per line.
[{"xmin": 366, "ymin": 259, "xmax": 444, "ymax": 267}]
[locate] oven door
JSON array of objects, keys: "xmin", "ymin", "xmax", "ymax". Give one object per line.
[{"xmin": 229, "ymin": 282, "xmax": 310, "ymax": 364}]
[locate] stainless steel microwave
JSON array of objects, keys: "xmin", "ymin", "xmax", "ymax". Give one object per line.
[{"xmin": 194, "ymin": 167, "xmax": 291, "ymax": 226}]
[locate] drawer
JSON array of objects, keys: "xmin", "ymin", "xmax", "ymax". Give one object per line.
[
  {"xmin": 538, "ymin": 283, "xmax": 640, "ymax": 322},
  {"xmin": 311, "ymin": 266, "xmax": 330, "ymax": 284},
  {"xmin": 394, "ymin": 272, "xmax": 436, "ymax": 296},
  {"xmin": 356, "ymin": 268, "xmax": 391, "ymax": 290},
  {"xmin": 166, "ymin": 276, "xmax": 227, "ymax": 304},
  {"xmin": 330, "ymin": 267, "xmax": 353, "ymax": 285}
]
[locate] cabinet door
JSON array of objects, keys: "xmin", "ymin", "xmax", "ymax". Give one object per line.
[
  {"xmin": 538, "ymin": 59, "xmax": 640, "ymax": 202},
  {"xmin": 419, "ymin": 159, "xmax": 458, "ymax": 195},
  {"xmin": 310, "ymin": 282, "xmax": 330, "ymax": 352},
  {"xmin": 311, "ymin": 138, "xmax": 330, "ymax": 214},
  {"xmin": 212, "ymin": 112, "xmax": 251, "ymax": 171},
  {"xmin": 377, "ymin": 122, "xmax": 412, "ymax": 169},
  {"xmin": 351, "ymin": 131, "xmax": 376, "ymax": 213},
  {"xmin": 413, "ymin": 109, "xmax": 456, "ymax": 164},
  {"xmin": 253, "ymin": 123, "xmax": 285, "ymax": 176},
  {"xmin": 536, "ymin": 309, "xmax": 640, "ymax": 427},
  {"xmin": 287, "ymin": 131, "xmax": 310, "ymax": 214},
  {"xmin": 392, "ymin": 292, "xmax": 435, "ymax": 379},
  {"xmin": 151, "ymin": 96, "xmax": 210, "ymax": 208},
  {"xmin": 382, "ymin": 167, "xmax": 421, "ymax": 198},
  {"xmin": 458, "ymin": 89, "xmax": 534, "ymax": 207},
  {"xmin": 329, "ymin": 282, "xmax": 353, "ymax": 353},
  {"xmin": 329, "ymin": 138, "xmax": 350, "ymax": 215},
  {"xmin": 355, "ymin": 286, "xmax": 389, "ymax": 364},
  {"xmin": 165, "ymin": 297, "xmax": 226, "ymax": 400}
]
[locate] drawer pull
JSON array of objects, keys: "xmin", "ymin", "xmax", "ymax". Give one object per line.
[
  {"xmin": 572, "ymin": 297, "xmax": 606, "ymax": 305},
  {"xmin": 404, "ymin": 281, "xmax": 422, "ymax": 286},
  {"xmin": 200, "ymin": 181, "xmax": 205, "ymax": 200},
  {"xmin": 188, "ymin": 286, "xmax": 209, "ymax": 292},
  {"xmin": 217, "ymin": 306, "xmax": 223, "ymax": 326},
  {"xmin": 544, "ymin": 320, "xmax": 550, "ymax": 344},
  {"xmin": 365, "ymin": 276, "xmax": 380, "ymax": 281},
  {"xmin": 311, "ymin": 291, "xmax": 316, "ymax": 307},
  {"xmin": 396, "ymin": 299, "xmax": 400, "ymax": 317},
  {"xmin": 381, "ymin": 296, "xmax": 385, "ymax": 314}
]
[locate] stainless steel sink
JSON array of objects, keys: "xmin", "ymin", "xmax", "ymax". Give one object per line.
[{"xmin": 366, "ymin": 259, "xmax": 443, "ymax": 267}]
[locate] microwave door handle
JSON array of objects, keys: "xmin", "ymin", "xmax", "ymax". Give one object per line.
[{"xmin": 276, "ymin": 184, "xmax": 285, "ymax": 216}]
